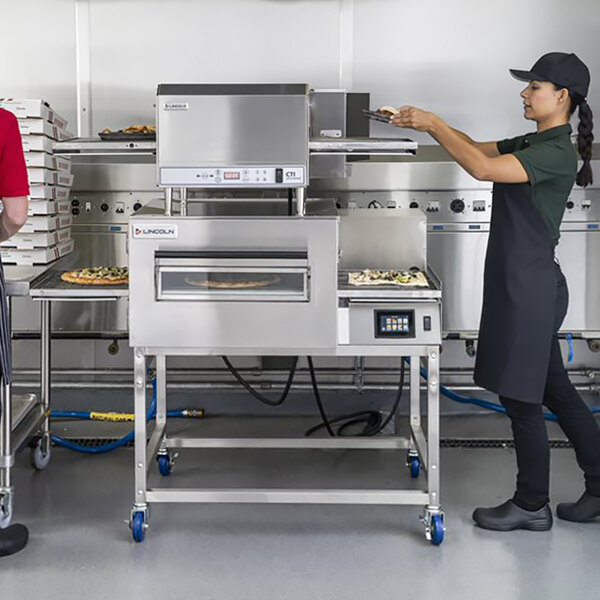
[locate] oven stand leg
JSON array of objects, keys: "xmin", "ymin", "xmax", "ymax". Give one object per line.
[
  {"xmin": 40, "ymin": 301, "xmax": 51, "ymax": 454},
  {"xmin": 130, "ymin": 348, "xmax": 149, "ymax": 541},
  {"xmin": 421, "ymin": 346, "xmax": 445, "ymax": 544},
  {"xmin": 0, "ymin": 380, "xmax": 13, "ymax": 529},
  {"xmin": 156, "ymin": 355, "xmax": 167, "ymax": 427}
]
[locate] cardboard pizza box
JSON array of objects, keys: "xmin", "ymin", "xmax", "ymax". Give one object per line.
[
  {"xmin": 20, "ymin": 214, "xmax": 72, "ymax": 233},
  {"xmin": 57, "ymin": 238, "xmax": 74, "ymax": 258},
  {"xmin": 28, "ymin": 168, "xmax": 58, "ymax": 185},
  {"xmin": 29, "ymin": 185, "xmax": 70, "ymax": 201},
  {"xmin": 0, "ymin": 237, "xmax": 73, "ymax": 264},
  {"xmin": 18, "ymin": 119, "xmax": 60, "ymax": 139},
  {"xmin": 1, "ymin": 230, "xmax": 60, "ymax": 249},
  {"xmin": 24, "ymin": 152, "xmax": 71, "ymax": 172},
  {"xmin": 28, "ymin": 199, "xmax": 71, "ymax": 216},
  {"xmin": 0, "ymin": 99, "xmax": 69, "ymax": 129},
  {"xmin": 1, "ymin": 245, "xmax": 60, "ymax": 265},
  {"xmin": 22, "ymin": 135, "xmax": 53, "ymax": 153},
  {"xmin": 28, "ymin": 169, "xmax": 73, "ymax": 187},
  {"xmin": 0, "ymin": 99, "xmax": 53, "ymax": 121}
]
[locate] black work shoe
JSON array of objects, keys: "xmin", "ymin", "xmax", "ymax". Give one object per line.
[
  {"xmin": 473, "ymin": 500, "xmax": 553, "ymax": 531},
  {"xmin": 0, "ymin": 524, "xmax": 29, "ymax": 557},
  {"xmin": 557, "ymin": 492, "xmax": 600, "ymax": 522}
]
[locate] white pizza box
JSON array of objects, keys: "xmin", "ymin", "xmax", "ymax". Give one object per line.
[
  {"xmin": 28, "ymin": 168, "xmax": 56, "ymax": 185},
  {"xmin": 56, "ymin": 171, "xmax": 74, "ymax": 187},
  {"xmin": 21, "ymin": 214, "xmax": 72, "ymax": 233},
  {"xmin": 56, "ymin": 127, "xmax": 75, "ymax": 141},
  {"xmin": 2, "ymin": 230, "xmax": 59, "ymax": 249},
  {"xmin": 27, "ymin": 169, "xmax": 74, "ymax": 187},
  {"xmin": 0, "ymin": 99, "xmax": 52, "ymax": 121},
  {"xmin": 2, "ymin": 227, "xmax": 72, "ymax": 249},
  {"xmin": 28, "ymin": 199, "xmax": 71, "ymax": 216},
  {"xmin": 24, "ymin": 152, "xmax": 71, "ymax": 172},
  {"xmin": 18, "ymin": 119, "xmax": 75, "ymax": 141},
  {"xmin": 22, "ymin": 135, "xmax": 53, "ymax": 153},
  {"xmin": 29, "ymin": 185, "xmax": 70, "ymax": 201},
  {"xmin": 18, "ymin": 119, "xmax": 60, "ymax": 139},
  {"xmin": 0, "ymin": 99, "xmax": 69, "ymax": 129},
  {"xmin": 1, "ymin": 238, "xmax": 74, "ymax": 265}
]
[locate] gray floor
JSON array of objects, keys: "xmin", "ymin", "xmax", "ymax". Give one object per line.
[{"xmin": 0, "ymin": 415, "xmax": 598, "ymax": 600}]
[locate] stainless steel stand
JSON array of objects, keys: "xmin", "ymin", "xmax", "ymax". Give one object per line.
[
  {"xmin": 128, "ymin": 346, "xmax": 444, "ymax": 545},
  {"xmin": 0, "ymin": 294, "xmax": 52, "ymax": 529}
]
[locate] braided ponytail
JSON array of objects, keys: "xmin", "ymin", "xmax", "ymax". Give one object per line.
[{"xmin": 575, "ymin": 99, "xmax": 594, "ymax": 187}]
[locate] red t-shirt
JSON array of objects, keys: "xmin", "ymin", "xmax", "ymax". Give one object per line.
[{"xmin": 0, "ymin": 108, "xmax": 29, "ymax": 198}]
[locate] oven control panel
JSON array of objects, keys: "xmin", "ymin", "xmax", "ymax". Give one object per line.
[
  {"xmin": 375, "ymin": 310, "xmax": 415, "ymax": 338},
  {"xmin": 159, "ymin": 166, "xmax": 306, "ymax": 187}
]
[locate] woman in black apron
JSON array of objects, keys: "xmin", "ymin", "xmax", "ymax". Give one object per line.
[{"xmin": 391, "ymin": 52, "xmax": 600, "ymax": 531}]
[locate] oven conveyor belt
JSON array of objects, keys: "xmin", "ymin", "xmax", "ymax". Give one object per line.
[
  {"xmin": 29, "ymin": 269, "xmax": 129, "ymax": 299},
  {"xmin": 337, "ymin": 269, "xmax": 441, "ymax": 300}
]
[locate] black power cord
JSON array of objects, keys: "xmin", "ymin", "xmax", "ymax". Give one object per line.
[
  {"xmin": 306, "ymin": 357, "xmax": 406, "ymax": 437},
  {"xmin": 221, "ymin": 356, "xmax": 298, "ymax": 407}
]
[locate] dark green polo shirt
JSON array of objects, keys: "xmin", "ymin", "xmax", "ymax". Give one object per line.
[{"xmin": 496, "ymin": 123, "xmax": 577, "ymax": 245}]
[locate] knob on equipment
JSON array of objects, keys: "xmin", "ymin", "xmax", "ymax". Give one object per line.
[{"xmin": 450, "ymin": 199, "xmax": 465, "ymax": 213}]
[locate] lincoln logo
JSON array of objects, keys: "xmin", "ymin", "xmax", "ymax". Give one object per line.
[
  {"xmin": 140, "ymin": 227, "xmax": 175, "ymax": 235},
  {"xmin": 133, "ymin": 225, "xmax": 178, "ymax": 238}
]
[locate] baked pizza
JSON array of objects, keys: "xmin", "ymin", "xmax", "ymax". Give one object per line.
[
  {"xmin": 184, "ymin": 274, "xmax": 281, "ymax": 289},
  {"xmin": 348, "ymin": 269, "xmax": 429, "ymax": 287},
  {"xmin": 100, "ymin": 125, "xmax": 156, "ymax": 134},
  {"xmin": 60, "ymin": 266, "xmax": 129, "ymax": 285},
  {"xmin": 376, "ymin": 105, "xmax": 398, "ymax": 117}
]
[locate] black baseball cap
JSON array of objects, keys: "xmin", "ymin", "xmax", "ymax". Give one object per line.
[{"xmin": 510, "ymin": 52, "xmax": 590, "ymax": 99}]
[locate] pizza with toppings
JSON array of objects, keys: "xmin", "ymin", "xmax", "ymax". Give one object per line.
[
  {"xmin": 184, "ymin": 274, "xmax": 281, "ymax": 289},
  {"xmin": 348, "ymin": 269, "xmax": 429, "ymax": 287},
  {"xmin": 60, "ymin": 266, "xmax": 129, "ymax": 285}
]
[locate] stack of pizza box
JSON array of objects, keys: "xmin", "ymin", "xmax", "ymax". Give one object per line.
[{"xmin": 0, "ymin": 99, "xmax": 75, "ymax": 265}]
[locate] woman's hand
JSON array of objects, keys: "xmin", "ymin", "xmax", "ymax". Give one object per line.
[{"xmin": 389, "ymin": 106, "xmax": 438, "ymax": 133}]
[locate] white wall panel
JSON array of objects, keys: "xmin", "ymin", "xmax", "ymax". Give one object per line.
[
  {"xmin": 354, "ymin": 0, "xmax": 600, "ymax": 143},
  {"xmin": 88, "ymin": 0, "xmax": 341, "ymax": 131},
  {"xmin": 0, "ymin": 0, "xmax": 77, "ymax": 127},
  {"xmin": 1, "ymin": 0, "xmax": 599, "ymax": 143}
]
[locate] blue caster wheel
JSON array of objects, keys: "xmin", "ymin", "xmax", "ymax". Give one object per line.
[
  {"xmin": 131, "ymin": 512, "xmax": 145, "ymax": 543},
  {"xmin": 158, "ymin": 454, "xmax": 172, "ymax": 477},
  {"xmin": 430, "ymin": 514, "xmax": 445, "ymax": 546},
  {"xmin": 410, "ymin": 456, "xmax": 421, "ymax": 478}
]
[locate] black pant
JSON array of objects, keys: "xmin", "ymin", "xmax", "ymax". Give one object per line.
[
  {"xmin": 500, "ymin": 335, "xmax": 600, "ymax": 510},
  {"xmin": 499, "ymin": 265, "xmax": 600, "ymax": 510}
]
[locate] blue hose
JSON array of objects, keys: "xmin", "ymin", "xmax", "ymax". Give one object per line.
[
  {"xmin": 416, "ymin": 362, "xmax": 600, "ymax": 421},
  {"xmin": 50, "ymin": 377, "xmax": 158, "ymax": 454},
  {"xmin": 51, "ymin": 409, "xmax": 187, "ymax": 420}
]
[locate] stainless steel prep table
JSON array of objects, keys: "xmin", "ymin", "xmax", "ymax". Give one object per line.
[{"xmin": 0, "ymin": 264, "xmax": 55, "ymax": 529}]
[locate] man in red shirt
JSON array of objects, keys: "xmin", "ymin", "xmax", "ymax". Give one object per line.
[{"xmin": 0, "ymin": 107, "xmax": 30, "ymax": 557}]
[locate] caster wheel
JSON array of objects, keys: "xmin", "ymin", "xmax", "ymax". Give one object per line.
[
  {"xmin": 158, "ymin": 454, "xmax": 172, "ymax": 477},
  {"xmin": 410, "ymin": 456, "xmax": 421, "ymax": 478},
  {"xmin": 430, "ymin": 514, "xmax": 445, "ymax": 546},
  {"xmin": 30, "ymin": 438, "xmax": 51, "ymax": 471},
  {"xmin": 0, "ymin": 496, "xmax": 13, "ymax": 530},
  {"xmin": 131, "ymin": 512, "xmax": 145, "ymax": 543}
]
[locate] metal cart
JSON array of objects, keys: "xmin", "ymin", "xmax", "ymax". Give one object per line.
[
  {"xmin": 127, "ymin": 214, "xmax": 444, "ymax": 545},
  {"xmin": 0, "ymin": 266, "xmax": 53, "ymax": 529}
]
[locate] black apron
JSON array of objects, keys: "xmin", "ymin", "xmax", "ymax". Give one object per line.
[
  {"xmin": 0, "ymin": 260, "xmax": 12, "ymax": 385},
  {"xmin": 474, "ymin": 181, "xmax": 559, "ymax": 404}
]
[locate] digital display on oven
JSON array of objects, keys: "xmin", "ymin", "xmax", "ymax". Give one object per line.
[
  {"xmin": 375, "ymin": 310, "xmax": 415, "ymax": 338},
  {"xmin": 223, "ymin": 171, "xmax": 240, "ymax": 180}
]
